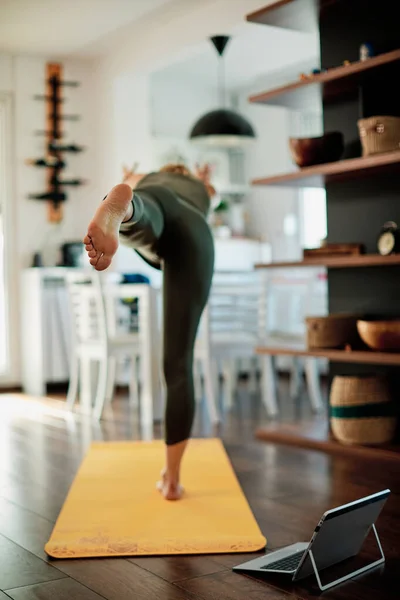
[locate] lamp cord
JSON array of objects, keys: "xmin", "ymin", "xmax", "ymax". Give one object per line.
[{"xmin": 218, "ymin": 57, "xmax": 225, "ymax": 107}]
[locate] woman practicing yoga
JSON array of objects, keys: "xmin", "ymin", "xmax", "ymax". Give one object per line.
[{"xmin": 84, "ymin": 163, "xmax": 215, "ymax": 500}]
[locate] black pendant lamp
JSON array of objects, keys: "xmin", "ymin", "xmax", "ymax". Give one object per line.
[{"xmin": 189, "ymin": 35, "xmax": 256, "ymax": 147}]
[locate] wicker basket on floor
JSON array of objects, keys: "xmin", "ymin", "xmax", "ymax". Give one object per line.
[
  {"xmin": 358, "ymin": 116, "xmax": 400, "ymax": 156},
  {"xmin": 305, "ymin": 314, "xmax": 360, "ymax": 349},
  {"xmin": 330, "ymin": 375, "xmax": 397, "ymax": 446}
]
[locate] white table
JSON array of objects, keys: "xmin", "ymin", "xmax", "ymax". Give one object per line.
[{"xmin": 20, "ymin": 268, "xmax": 163, "ymax": 422}]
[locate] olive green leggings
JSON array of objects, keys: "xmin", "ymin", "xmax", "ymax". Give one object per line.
[{"xmin": 119, "ymin": 185, "xmax": 214, "ymax": 445}]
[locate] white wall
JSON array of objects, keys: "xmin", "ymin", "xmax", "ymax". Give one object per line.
[
  {"xmin": 151, "ymin": 72, "xmax": 217, "ymax": 140},
  {"xmin": 240, "ymin": 100, "xmax": 302, "ymax": 261},
  {"xmin": 0, "ymin": 55, "xmax": 13, "ymax": 91},
  {"xmin": 113, "ymin": 73, "xmax": 154, "ymax": 174},
  {"xmin": 0, "ymin": 53, "xmax": 101, "ymax": 384},
  {"xmin": 93, "ymin": 0, "xmax": 276, "ymax": 192}
]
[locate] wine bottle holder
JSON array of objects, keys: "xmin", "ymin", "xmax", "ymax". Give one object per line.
[{"xmin": 26, "ymin": 62, "xmax": 85, "ymax": 223}]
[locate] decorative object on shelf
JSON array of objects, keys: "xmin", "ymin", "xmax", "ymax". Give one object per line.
[
  {"xmin": 229, "ymin": 200, "xmax": 246, "ymax": 236},
  {"xmin": 305, "ymin": 313, "xmax": 361, "ymax": 349},
  {"xmin": 289, "ymin": 131, "xmax": 344, "ymax": 167},
  {"xmin": 59, "ymin": 242, "xmax": 84, "ymax": 267},
  {"xmin": 359, "ymin": 42, "xmax": 375, "ymax": 61},
  {"xmin": 357, "ymin": 318, "xmax": 400, "ymax": 351},
  {"xmin": 299, "ymin": 68, "xmax": 327, "ymax": 80},
  {"xmin": 358, "ymin": 115, "xmax": 400, "ymax": 156},
  {"xmin": 31, "ymin": 252, "xmax": 43, "ymax": 268},
  {"xmin": 343, "ymin": 59, "xmax": 351, "ymax": 66},
  {"xmin": 310, "ymin": 67, "xmax": 326, "ymax": 75},
  {"xmin": 377, "ymin": 221, "xmax": 400, "ymax": 255},
  {"xmin": 189, "ymin": 36, "xmax": 255, "ymax": 147},
  {"xmin": 303, "ymin": 243, "xmax": 364, "ymax": 259},
  {"xmin": 330, "ymin": 375, "xmax": 397, "ymax": 446},
  {"xmin": 210, "ymin": 197, "xmax": 232, "ymax": 237},
  {"xmin": 26, "ymin": 62, "xmax": 85, "ymax": 223},
  {"xmin": 212, "ymin": 197, "xmax": 230, "ymax": 226}
]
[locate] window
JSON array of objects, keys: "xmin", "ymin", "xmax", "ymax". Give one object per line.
[{"xmin": 299, "ymin": 187, "xmax": 327, "ymax": 249}]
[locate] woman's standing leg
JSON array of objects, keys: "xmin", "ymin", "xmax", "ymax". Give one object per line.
[{"xmin": 158, "ymin": 199, "xmax": 214, "ymax": 500}]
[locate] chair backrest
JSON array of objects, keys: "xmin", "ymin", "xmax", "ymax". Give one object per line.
[
  {"xmin": 210, "ymin": 270, "xmax": 263, "ymax": 338},
  {"xmin": 196, "ymin": 271, "xmax": 264, "ymax": 352},
  {"xmin": 263, "ymin": 269, "xmax": 327, "ymax": 337},
  {"xmin": 65, "ymin": 271, "xmax": 108, "ymax": 347}
]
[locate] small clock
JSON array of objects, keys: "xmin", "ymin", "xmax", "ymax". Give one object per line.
[{"xmin": 377, "ymin": 221, "xmax": 400, "ymax": 255}]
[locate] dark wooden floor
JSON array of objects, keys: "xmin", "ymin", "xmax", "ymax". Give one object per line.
[{"xmin": 0, "ymin": 379, "xmax": 399, "ymax": 600}]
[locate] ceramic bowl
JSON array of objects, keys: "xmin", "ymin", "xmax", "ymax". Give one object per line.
[{"xmin": 289, "ymin": 132, "xmax": 344, "ymax": 168}]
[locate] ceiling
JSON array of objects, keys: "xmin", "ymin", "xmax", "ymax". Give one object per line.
[
  {"xmin": 0, "ymin": 0, "xmax": 174, "ymax": 56},
  {"xmin": 151, "ymin": 23, "xmax": 319, "ymax": 92}
]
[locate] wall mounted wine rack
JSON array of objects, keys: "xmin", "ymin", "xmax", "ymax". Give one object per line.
[{"xmin": 26, "ymin": 63, "xmax": 85, "ymax": 223}]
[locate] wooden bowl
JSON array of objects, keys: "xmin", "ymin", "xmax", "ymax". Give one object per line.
[
  {"xmin": 306, "ymin": 313, "xmax": 361, "ymax": 349},
  {"xmin": 289, "ymin": 132, "xmax": 344, "ymax": 167},
  {"xmin": 357, "ymin": 319, "xmax": 400, "ymax": 351}
]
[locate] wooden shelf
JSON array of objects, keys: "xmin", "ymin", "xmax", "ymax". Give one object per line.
[
  {"xmin": 256, "ymin": 343, "xmax": 400, "ymax": 366},
  {"xmin": 249, "ymin": 49, "xmax": 400, "ymax": 108},
  {"xmin": 255, "ymin": 425, "xmax": 400, "ymax": 462},
  {"xmin": 247, "ymin": 0, "xmax": 295, "ymax": 26},
  {"xmin": 255, "ymin": 253, "xmax": 400, "ymax": 270},
  {"xmin": 252, "ymin": 150, "xmax": 400, "ymax": 187},
  {"xmin": 246, "ymin": 0, "xmax": 316, "ymax": 33}
]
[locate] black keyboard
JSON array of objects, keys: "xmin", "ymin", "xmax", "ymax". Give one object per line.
[{"xmin": 261, "ymin": 552, "xmax": 303, "ymax": 572}]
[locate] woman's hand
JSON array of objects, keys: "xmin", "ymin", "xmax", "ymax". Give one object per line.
[
  {"xmin": 194, "ymin": 163, "xmax": 213, "ymax": 184},
  {"xmin": 122, "ymin": 164, "xmax": 146, "ymax": 189},
  {"xmin": 194, "ymin": 162, "xmax": 217, "ymax": 199}
]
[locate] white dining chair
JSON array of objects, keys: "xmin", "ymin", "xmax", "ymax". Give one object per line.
[
  {"xmin": 258, "ymin": 269, "xmax": 324, "ymax": 415},
  {"xmin": 194, "ymin": 271, "xmax": 262, "ymax": 416},
  {"xmin": 195, "ymin": 269, "xmax": 324, "ymax": 418},
  {"xmin": 65, "ymin": 271, "xmax": 161, "ymax": 425}
]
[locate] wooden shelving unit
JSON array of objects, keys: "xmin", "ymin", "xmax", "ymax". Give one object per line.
[
  {"xmin": 247, "ymin": 0, "xmax": 400, "ymax": 457},
  {"xmin": 254, "ymin": 253, "xmax": 400, "ymax": 269},
  {"xmin": 255, "ymin": 425, "xmax": 400, "ymax": 463},
  {"xmin": 252, "ymin": 150, "xmax": 400, "ymax": 187},
  {"xmin": 256, "ymin": 343, "xmax": 400, "ymax": 366},
  {"xmin": 249, "ymin": 48, "xmax": 400, "ymax": 108}
]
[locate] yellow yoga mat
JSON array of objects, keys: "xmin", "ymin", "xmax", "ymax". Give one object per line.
[{"xmin": 45, "ymin": 438, "xmax": 266, "ymax": 558}]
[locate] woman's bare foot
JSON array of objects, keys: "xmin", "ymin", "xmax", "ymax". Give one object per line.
[
  {"xmin": 156, "ymin": 469, "xmax": 184, "ymax": 501},
  {"xmin": 84, "ymin": 183, "xmax": 133, "ymax": 271},
  {"xmin": 156, "ymin": 440, "xmax": 188, "ymax": 501}
]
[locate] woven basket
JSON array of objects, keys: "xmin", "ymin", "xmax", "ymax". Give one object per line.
[
  {"xmin": 305, "ymin": 314, "xmax": 360, "ymax": 349},
  {"xmin": 330, "ymin": 375, "xmax": 397, "ymax": 445},
  {"xmin": 358, "ymin": 116, "xmax": 400, "ymax": 156}
]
